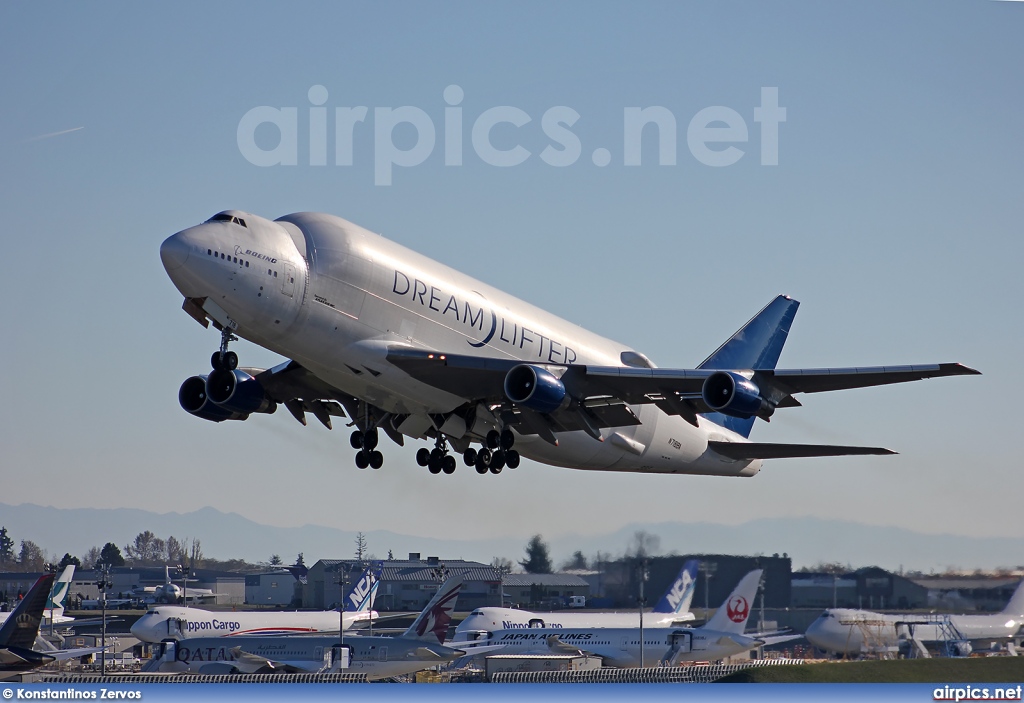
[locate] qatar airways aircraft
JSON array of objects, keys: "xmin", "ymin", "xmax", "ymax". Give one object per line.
[{"xmin": 160, "ymin": 211, "xmax": 978, "ymax": 476}]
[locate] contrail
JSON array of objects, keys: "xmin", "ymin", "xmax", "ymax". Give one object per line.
[{"xmin": 21, "ymin": 126, "xmax": 84, "ymax": 143}]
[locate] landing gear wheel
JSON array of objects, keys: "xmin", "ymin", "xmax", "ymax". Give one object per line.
[
  {"xmin": 416, "ymin": 448, "xmax": 431, "ymax": 466},
  {"xmin": 505, "ymin": 449, "xmax": 520, "ymax": 469},
  {"xmin": 486, "ymin": 430, "xmax": 500, "ymax": 449},
  {"xmin": 430, "ymin": 448, "xmax": 444, "ymax": 463},
  {"xmin": 475, "ymin": 449, "xmax": 492, "ymax": 473},
  {"xmin": 350, "ymin": 431, "xmax": 364, "ymax": 450},
  {"xmin": 500, "ymin": 429, "xmax": 515, "ymax": 450},
  {"xmin": 428, "ymin": 457, "xmax": 442, "ymax": 474},
  {"xmin": 463, "ymin": 448, "xmax": 478, "ymax": 466},
  {"xmin": 363, "ymin": 429, "xmax": 379, "ymax": 451},
  {"xmin": 355, "ymin": 451, "xmax": 369, "ymax": 469},
  {"xmin": 442, "ymin": 455, "xmax": 457, "ymax": 474},
  {"xmin": 489, "ymin": 451, "xmax": 506, "ymax": 472},
  {"xmin": 223, "ymin": 351, "xmax": 238, "ymax": 371},
  {"xmin": 211, "ymin": 351, "xmax": 223, "ymax": 371},
  {"xmin": 369, "ymin": 451, "xmax": 384, "ymax": 469}
]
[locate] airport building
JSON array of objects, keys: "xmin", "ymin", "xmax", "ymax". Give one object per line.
[
  {"xmin": 304, "ymin": 555, "xmax": 502, "ymax": 611},
  {"xmin": 245, "ymin": 570, "xmax": 301, "ymax": 607},
  {"xmin": 502, "ymin": 573, "xmax": 591, "ymax": 608},
  {"xmin": 791, "ymin": 567, "xmax": 928, "ymax": 610}
]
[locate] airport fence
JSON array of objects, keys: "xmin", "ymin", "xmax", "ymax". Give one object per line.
[
  {"xmin": 42, "ymin": 673, "xmax": 369, "ymax": 684},
  {"xmin": 490, "ymin": 659, "xmax": 807, "ymax": 684}
]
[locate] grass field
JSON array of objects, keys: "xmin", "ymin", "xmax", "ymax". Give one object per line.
[{"xmin": 717, "ymin": 658, "xmax": 1024, "ymax": 683}]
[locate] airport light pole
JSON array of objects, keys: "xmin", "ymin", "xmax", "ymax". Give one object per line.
[
  {"xmin": 700, "ymin": 562, "xmax": 717, "ymax": 622},
  {"xmin": 637, "ymin": 558, "xmax": 648, "ymax": 668},
  {"xmin": 336, "ymin": 563, "xmax": 348, "ymax": 648},
  {"xmin": 96, "ymin": 563, "xmax": 112, "ymax": 675}
]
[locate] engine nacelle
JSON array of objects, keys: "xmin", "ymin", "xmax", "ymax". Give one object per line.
[
  {"xmin": 205, "ymin": 369, "xmax": 277, "ymax": 415},
  {"xmin": 701, "ymin": 371, "xmax": 772, "ymax": 419},
  {"xmin": 178, "ymin": 375, "xmax": 249, "ymax": 422},
  {"xmin": 504, "ymin": 364, "xmax": 569, "ymax": 414}
]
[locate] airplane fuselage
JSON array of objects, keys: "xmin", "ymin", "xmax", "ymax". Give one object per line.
[
  {"xmin": 804, "ymin": 608, "xmax": 1024, "ymax": 655},
  {"xmin": 161, "ymin": 211, "xmax": 759, "ymax": 476},
  {"xmin": 131, "ymin": 605, "xmax": 376, "ymax": 643},
  {"xmin": 455, "ymin": 606, "xmax": 695, "ymax": 636}
]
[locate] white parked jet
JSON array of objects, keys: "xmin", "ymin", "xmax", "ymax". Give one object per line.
[
  {"xmin": 145, "ymin": 576, "xmax": 467, "ymax": 679},
  {"xmin": 455, "ymin": 559, "xmax": 698, "ymax": 637},
  {"xmin": 454, "ymin": 570, "xmax": 771, "ymax": 666},
  {"xmin": 160, "ymin": 211, "xmax": 978, "ymax": 476},
  {"xmin": 804, "ymin": 579, "xmax": 1024, "ymax": 657},
  {"xmin": 131, "ymin": 563, "xmax": 381, "ymax": 643}
]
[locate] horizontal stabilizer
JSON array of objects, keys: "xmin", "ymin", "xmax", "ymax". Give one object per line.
[{"xmin": 708, "ymin": 441, "xmax": 896, "ymax": 460}]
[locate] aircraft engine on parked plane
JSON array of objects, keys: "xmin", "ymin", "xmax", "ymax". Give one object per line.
[
  {"xmin": 503, "ymin": 364, "xmax": 570, "ymax": 414},
  {"xmin": 701, "ymin": 371, "xmax": 773, "ymax": 419}
]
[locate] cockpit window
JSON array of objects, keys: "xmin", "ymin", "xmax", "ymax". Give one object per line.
[{"xmin": 208, "ymin": 213, "xmax": 247, "ymax": 228}]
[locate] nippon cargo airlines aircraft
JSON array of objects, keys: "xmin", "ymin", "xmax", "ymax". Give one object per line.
[
  {"xmin": 454, "ymin": 570, "xmax": 776, "ymax": 666},
  {"xmin": 160, "ymin": 211, "xmax": 978, "ymax": 476},
  {"xmin": 804, "ymin": 579, "xmax": 1024, "ymax": 656},
  {"xmin": 131, "ymin": 564, "xmax": 381, "ymax": 643},
  {"xmin": 455, "ymin": 560, "xmax": 699, "ymax": 636},
  {"xmin": 145, "ymin": 576, "xmax": 467, "ymax": 679}
]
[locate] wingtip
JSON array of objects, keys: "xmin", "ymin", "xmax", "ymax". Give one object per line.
[{"xmin": 943, "ymin": 362, "xmax": 981, "ymax": 376}]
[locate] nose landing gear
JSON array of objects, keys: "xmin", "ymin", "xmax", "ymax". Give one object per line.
[{"xmin": 211, "ymin": 329, "xmax": 239, "ymax": 371}]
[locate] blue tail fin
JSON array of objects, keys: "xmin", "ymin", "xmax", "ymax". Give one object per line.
[
  {"xmin": 698, "ymin": 295, "xmax": 799, "ymax": 438},
  {"xmin": 652, "ymin": 559, "xmax": 699, "ymax": 614},
  {"xmin": 343, "ymin": 563, "xmax": 381, "ymax": 612}
]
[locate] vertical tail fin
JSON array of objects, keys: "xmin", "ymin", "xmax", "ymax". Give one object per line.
[
  {"xmin": 0, "ymin": 574, "xmax": 53, "ymax": 650},
  {"xmin": 652, "ymin": 560, "xmax": 699, "ymax": 614},
  {"xmin": 402, "ymin": 576, "xmax": 464, "ymax": 644},
  {"xmin": 1001, "ymin": 578, "xmax": 1024, "ymax": 616},
  {"xmin": 704, "ymin": 569, "xmax": 762, "ymax": 635},
  {"xmin": 45, "ymin": 565, "xmax": 76, "ymax": 619},
  {"xmin": 344, "ymin": 563, "xmax": 382, "ymax": 613},
  {"xmin": 698, "ymin": 296, "xmax": 799, "ymax": 438}
]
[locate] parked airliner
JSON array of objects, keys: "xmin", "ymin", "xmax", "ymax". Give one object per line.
[
  {"xmin": 131, "ymin": 564, "xmax": 380, "ymax": 643},
  {"xmin": 453, "ymin": 570, "xmax": 774, "ymax": 666},
  {"xmin": 455, "ymin": 560, "xmax": 699, "ymax": 636},
  {"xmin": 160, "ymin": 211, "xmax": 978, "ymax": 476},
  {"xmin": 0, "ymin": 566, "xmax": 75, "ymax": 627},
  {"xmin": 145, "ymin": 576, "xmax": 467, "ymax": 679},
  {"xmin": 804, "ymin": 579, "xmax": 1024, "ymax": 656}
]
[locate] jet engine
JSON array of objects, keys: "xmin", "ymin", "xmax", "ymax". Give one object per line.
[
  {"xmin": 205, "ymin": 369, "xmax": 277, "ymax": 414},
  {"xmin": 503, "ymin": 364, "xmax": 570, "ymax": 414},
  {"xmin": 178, "ymin": 375, "xmax": 249, "ymax": 422},
  {"xmin": 701, "ymin": 371, "xmax": 773, "ymax": 419}
]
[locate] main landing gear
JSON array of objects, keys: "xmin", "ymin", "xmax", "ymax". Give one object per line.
[
  {"xmin": 351, "ymin": 429, "xmax": 384, "ymax": 470},
  {"xmin": 462, "ymin": 429, "xmax": 520, "ymax": 475},
  {"xmin": 416, "ymin": 435, "xmax": 457, "ymax": 475}
]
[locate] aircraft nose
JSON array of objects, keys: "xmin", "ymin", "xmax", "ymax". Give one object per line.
[{"xmin": 160, "ymin": 233, "xmax": 190, "ymax": 271}]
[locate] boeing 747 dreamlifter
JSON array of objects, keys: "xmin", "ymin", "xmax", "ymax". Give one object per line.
[{"xmin": 160, "ymin": 211, "xmax": 978, "ymax": 476}]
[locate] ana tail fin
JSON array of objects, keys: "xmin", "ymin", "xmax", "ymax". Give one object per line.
[
  {"xmin": 652, "ymin": 560, "xmax": 699, "ymax": 614},
  {"xmin": 698, "ymin": 295, "xmax": 799, "ymax": 438},
  {"xmin": 402, "ymin": 576, "xmax": 464, "ymax": 644},
  {"xmin": 704, "ymin": 569, "xmax": 762, "ymax": 635}
]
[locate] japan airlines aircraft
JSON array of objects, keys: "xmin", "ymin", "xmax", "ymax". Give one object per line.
[
  {"xmin": 455, "ymin": 560, "xmax": 699, "ymax": 637},
  {"xmin": 131, "ymin": 563, "xmax": 381, "ymax": 643},
  {"xmin": 160, "ymin": 211, "xmax": 978, "ymax": 476},
  {"xmin": 146, "ymin": 576, "xmax": 466, "ymax": 679},
  {"xmin": 454, "ymin": 570, "xmax": 768, "ymax": 667},
  {"xmin": 804, "ymin": 579, "xmax": 1024, "ymax": 656}
]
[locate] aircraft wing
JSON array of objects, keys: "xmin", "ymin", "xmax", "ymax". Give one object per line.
[
  {"xmin": 386, "ymin": 347, "xmax": 978, "ymax": 436},
  {"xmin": 229, "ymin": 647, "xmax": 308, "ymax": 674}
]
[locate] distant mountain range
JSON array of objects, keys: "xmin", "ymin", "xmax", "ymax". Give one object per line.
[{"xmin": 1, "ymin": 502, "xmax": 1020, "ymax": 572}]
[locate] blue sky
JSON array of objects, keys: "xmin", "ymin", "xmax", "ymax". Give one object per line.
[{"xmin": 1, "ymin": 2, "xmax": 1021, "ymax": 565}]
